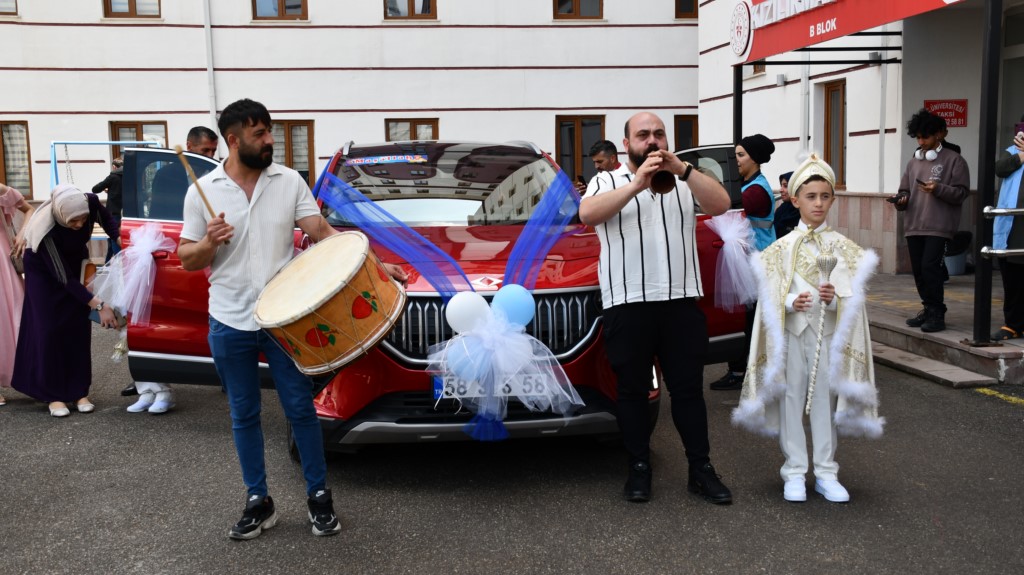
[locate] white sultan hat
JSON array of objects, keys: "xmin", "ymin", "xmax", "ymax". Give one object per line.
[{"xmin": 789, "ymin": 152, "xmax": 836, "ymax": 196}]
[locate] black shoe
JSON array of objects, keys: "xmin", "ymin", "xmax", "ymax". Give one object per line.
[
  {"xmin": 228, "ymin": 495, "xmax": 278, "ymax": 540},
  {"xmin": 921, "ymin": 309, "xmax": 946, "ymax": 333},
  {"xmin": 623, "ymin": 461, "xmax": 652, "ymax": 503},
  {"xmin": 307, "ymin": 488, "xmax": 342, "ymax": 536},
  {"xmin": 906, "ymin": 308, "xmax": 928, "ymax": 328},
  {"xmin": 688, "ymin": 463, "xmax": 733, "ymax": 505},
  {"xmin": 709, "ymin": 372, "xmax": 744, "ymax": 391},
  {"xmin": 120, "ymin": 383, "xmax": 138, "ymax": 397}
]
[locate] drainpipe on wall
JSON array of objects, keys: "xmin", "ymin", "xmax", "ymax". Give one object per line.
[
  {"xmin": 800, "ymin": 51, "xmax": 810, "ymax": 159},
  {"xmin": 203, "ymin": 0, "xmax": 219, "ymax": 150},
  {"xmin": 878, "ymin": 23, "xmax": 889, "ymax": 193}
]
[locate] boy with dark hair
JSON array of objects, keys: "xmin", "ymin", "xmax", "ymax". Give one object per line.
[
  {"xmin": 891, "ymin": 108, "xmax": 970, "ymax": 333},
  {"xmin": 733, "ymin": 154, "xmax": 884, "ymax": 503}
]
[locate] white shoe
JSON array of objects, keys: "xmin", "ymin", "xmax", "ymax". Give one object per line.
[
  {"xmin": 148, "ymin": 391, "xmax": 175, "ymax": 414},
  {"xmin": 814, "ymin": 479, "xmax": 850, "ymax": 503},
  {"xmin": 783, "ymin": 478, "xmax": 807, "ymax": 502},
  {"xmin": 127, "ymin": 392, "xmax": 155, "ymax": 413},
  {"xmin": 49, "ymin": 402, "xmax": 70, "ymax": 418},
  {"xmin": 76, "ymin": 399, "xmax": 95, "ymax": 413}
]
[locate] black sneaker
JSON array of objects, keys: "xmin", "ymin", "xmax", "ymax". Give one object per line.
[
  {"xmin": 920, "ymin": 309, "xmax": 946, "ymax": 333},
  {"xmin": 709, "ymin": 372, "xmax": 744, "ymax": 391},
  {"xmin": 307, "ymin": 489, "xmax": 342, "ymax": 536},
  {"xmin": 906, "ymin": 308, "xmax": 928, "ymax": 328},
  {"xmin": 623, "ymin": 461, "xmax": 652, "ymax": 503},
  {"xmin": 688, "ymin": 463, "xmax": 733, "ymax": 505},
  {"xmin": 229, "ymin": 495, "xmax": 278, "ymax": 540},
  {"xmin": 120, "ymin": 383, "xmax": 138, "ymax": 397}
]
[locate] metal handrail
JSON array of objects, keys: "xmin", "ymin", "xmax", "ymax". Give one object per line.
[
  {"xmin": 980, "ymin": 246, "xmax": 1024, "ymax": 258},
  {"xmin": 983, "ymin": 206, "xmax": 1024, "ymax": 217}
]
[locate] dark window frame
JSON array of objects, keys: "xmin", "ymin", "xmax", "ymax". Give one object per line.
[
  {"xmin": 555, "ymin": 115, "xmax": 605, "ymax": 183},
  {"xmin": 675, "ymin": 0, "xmax": 697, "ymax": 19},
  {"xmin": 103, "ymin": 0, "xmax": 161, "ymax": 18},
  {"xmin": 553, "ymin": 0, "xmax": 602, "ymax": 20},
  {"xmin": 674, "ymin": 114, "xmax": 699, "ymax": 152},
  {"xmin": 109, "ymin": 120, "xmax": 168, "ymax": 161},
  {"xmin": 384, "ymin": 0, "xmax": 435, "ymax": 20},
  {"xmin": 0, "ymin": 1, "xmax": 18, "ymax": 15},
  {"xmin": 273, "ymin": 119, "xmax": 315, "ymax": 187},
  {"xmin": 824, "ymin": 79, "xmax": 847, "ymax": 188},
  {"xmin": 0, "ymin": 121, "xmax": 32, "ymax": 200},
  {"xmin": 252, "ymin": 0, "xmax": 308, "ymax": 21},
  {"xmin": 385, "ymin": 118, "xmax": 439, "ymax": 141}
]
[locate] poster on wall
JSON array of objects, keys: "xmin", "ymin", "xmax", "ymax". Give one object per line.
[
  {"xmin": 924, "ymin": 100, "xmax": 968, "ymax": 128},
  {"xmin": 731, "ymin": 0, "xmax": 968, "ymax": 64}
]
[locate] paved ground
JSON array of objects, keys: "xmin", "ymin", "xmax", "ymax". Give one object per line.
[{"xmin": 1, "ymin": 327, "xmax": 1022, "ymax": 574}]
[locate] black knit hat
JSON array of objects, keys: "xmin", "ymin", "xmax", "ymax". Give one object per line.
[{"xmin": 739, "ymin": 134, "xmax": 775, "ymax": 165}]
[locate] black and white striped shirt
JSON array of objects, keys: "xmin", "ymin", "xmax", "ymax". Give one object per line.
[{"xmin": 583, "ymin": 164, "xmax": 703, "ymax": 309}]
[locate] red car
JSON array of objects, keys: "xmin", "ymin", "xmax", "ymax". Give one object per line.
[{"xmin": 119, "ymin": 141, "xmax": 746, "ymax": 453}]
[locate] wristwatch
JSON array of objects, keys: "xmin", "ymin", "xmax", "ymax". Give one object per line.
[{"xmin": 94, "ymin": 301, "xmax": 105, "ymax": 312}]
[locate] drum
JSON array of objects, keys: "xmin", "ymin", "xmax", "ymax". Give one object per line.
[{"xmin": 255, "ymin": 231, "xmax": 406, "ymax": 375}]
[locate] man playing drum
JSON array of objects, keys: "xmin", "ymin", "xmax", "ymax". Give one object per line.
[{"xmin": 178, "ymin": 98, "xmax": 407, "ymax": 540}]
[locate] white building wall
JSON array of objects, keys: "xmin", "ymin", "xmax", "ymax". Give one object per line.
[{"xmin": 0, "ymin": 0, "xmax": 699, "ymax": 201}]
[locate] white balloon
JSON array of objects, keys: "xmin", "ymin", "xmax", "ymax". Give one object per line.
[{"xmin": 445, "ymin": 291, "xmax": 492, "ymax": 334}]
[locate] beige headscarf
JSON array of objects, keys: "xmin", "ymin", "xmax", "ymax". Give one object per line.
[
  {"xmin": 24, "ymin": 184, "xmax": 90, "ymax": 252},
  {"xmin": 789, "ymin": 153, "xmax": 836, "ymax": 196}
]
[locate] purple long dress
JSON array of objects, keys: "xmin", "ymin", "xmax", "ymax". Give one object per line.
[{"xmin": 11, "ymin": 193, "xmax": 118, "ymax": 403}]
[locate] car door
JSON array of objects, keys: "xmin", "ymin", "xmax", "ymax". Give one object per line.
[{"xmin": 120, "ymin": 147, "xmax": 220, "ymax": 381}]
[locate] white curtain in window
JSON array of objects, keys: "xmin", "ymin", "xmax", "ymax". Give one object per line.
[
  {"xmin": 290, "ymin": 125, "xmax": 309, "ymax": 170},
  {"xmin": 136, "ymin": 0, "xmax": 159, "ymax": 15},
  {"xmin": 0, "ymin": 0, "xmax": 17, "ymax": 14},
  {"xmin": 257, "ymin": 0, "xmax": 279, "ymax": 17},
  {"xmin": 388, "ymin": 121, "xmax": 411, "ymax": 141},
  {"xmin": 272, "ymin": 123, "xmax": 286, "ymax": 163},
  {"xmin": 1, "ymin": 124, "xmax": 30, "ymax": 191},
  {"xmin": 415, "ymin": 123, "xmax": 434, "ymax": 140},
  {"xmin": 142, "ymin": 124, "xmax": 166, "ymax": 148},
  {"xmin": 110, "ymin": 0, "xmax": 129, "ymax": 13}
]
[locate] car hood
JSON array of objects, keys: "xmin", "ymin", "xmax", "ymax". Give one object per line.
[{"xmin": 352, "ymin": 223, "xmax": 600, "ymax": 293}]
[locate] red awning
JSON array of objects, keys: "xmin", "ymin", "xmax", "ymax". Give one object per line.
[{"xmin": 731, "ymin": 0, "xmax": 967, "ymax": 63}]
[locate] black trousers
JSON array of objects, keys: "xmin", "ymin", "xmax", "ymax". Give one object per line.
[
  {"xmin": 1000, "ymin": 259, "xmax": 1024, "ymax": 333},
  {"xmin": 727, "ymin": 304, "xmax": 757, "ymax": 373},
  {"xmin": 907, "ymin": 235, "xmax": 948, "ymax": 312},
  {"xmin": 602, "ymin": 299, "xmax": 710, "ymax": 468}
]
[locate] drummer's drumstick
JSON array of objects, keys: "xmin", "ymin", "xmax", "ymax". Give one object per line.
[{"xmin": 174, "ymin": 145, "xmax": 229, "ymax": 245}]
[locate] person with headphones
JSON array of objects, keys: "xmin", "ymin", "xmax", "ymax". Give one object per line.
[{"xmin": 891, "ymin": 109, "xmax": 970, "ymax": 333}]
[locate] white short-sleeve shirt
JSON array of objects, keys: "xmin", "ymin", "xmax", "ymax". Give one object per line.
[
  {"xmin": 583, "ymin": 164, "xmax": 703, "ymax": 309},
  {"xmin": 180, "ymin": 162, "xmax": 321, "ymax": 331}
]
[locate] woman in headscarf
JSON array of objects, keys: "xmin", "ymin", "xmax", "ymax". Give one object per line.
[
  {"xmin": 1, "ymin": 182, "xmax": 35, "ymax": 406},
  {"xmin": 11, "ymin": 184, "xmax": 120, "ymax": 417}
]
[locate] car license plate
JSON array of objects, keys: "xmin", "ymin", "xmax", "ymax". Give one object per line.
[{"xmin": 432, "ymin": 374, "xmax": 552, "ymax": 400}]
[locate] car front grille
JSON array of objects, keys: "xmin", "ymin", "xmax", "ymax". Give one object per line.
[{"xmin": 381, "ymin": 288, "xmax": 602, "ymax": 364}]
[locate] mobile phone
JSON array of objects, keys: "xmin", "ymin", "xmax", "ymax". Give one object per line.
[{"xmin": 915, "ymin": 178, "xmax": 927, "ymax": 185}]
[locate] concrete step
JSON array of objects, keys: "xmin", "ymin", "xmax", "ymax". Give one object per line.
[
  {"xmin": 867, "ymin": 306, "xmax": 1024, "ymax": 385},
  {"xmin": 872, "ymin": 342, "xmax": 996, "ymax": 388}
]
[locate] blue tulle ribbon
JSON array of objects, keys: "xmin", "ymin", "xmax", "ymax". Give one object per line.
[
  {"xmin": 464, "ymin": 413, "xmax": 510, "ymax": 441},
  {"xmin": 503, "ymin": 170, "xmax": 581, "ymax": 289},
  {"xmin": 314, "ymin": 170, "xmax": 474, "ymax": 300}
]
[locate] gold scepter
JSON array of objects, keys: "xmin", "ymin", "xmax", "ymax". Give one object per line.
[
  {"xmin": 174, "ymin": 145, "xmax": 228, "ymax": 245},
  {"xmin": 805, "ymin": 241, "xmax": 838, "ymax": 415}
]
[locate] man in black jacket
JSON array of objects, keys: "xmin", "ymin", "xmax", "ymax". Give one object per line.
[{"xmin": 92, "ymin": 156, "xmax": 123, "ymax": 262}]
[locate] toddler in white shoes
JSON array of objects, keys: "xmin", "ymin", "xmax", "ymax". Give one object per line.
[
  {"xmin": 731, "ymin": 154, "xmax": 886, "ymax": 504},
  {"xmin": 126, "ymin": 381, "xmax": 175, "ymax": 414}
]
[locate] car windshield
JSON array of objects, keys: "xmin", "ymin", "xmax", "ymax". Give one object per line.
[{"xmin": 321, "ymin": 142, "xmax": 561, "ymax": 226}]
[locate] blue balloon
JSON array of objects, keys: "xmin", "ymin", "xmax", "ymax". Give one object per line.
[
  {"xmin": 492, "ymin": 283, "xmax": 535, "ymax": 327},
  {"xmin": 446, "ymin": 336, "xmax": 489, "ymax": 382}
]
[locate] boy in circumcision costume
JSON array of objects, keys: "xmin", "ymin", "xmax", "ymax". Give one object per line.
[{"xmin": 731, "ymin": 154, "xmax": 884, "ymax": 503}]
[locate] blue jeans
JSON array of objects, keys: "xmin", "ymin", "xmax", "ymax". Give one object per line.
[{"xmin": 207, "ymin": 317, "xmax": 327, "ymax": 498}]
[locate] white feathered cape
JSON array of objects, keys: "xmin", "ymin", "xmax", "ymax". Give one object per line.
[{"xmin": 731, "ymin": 228, "xmax": 885, "ymax": 438}]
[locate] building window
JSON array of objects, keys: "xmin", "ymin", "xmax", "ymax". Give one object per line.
[
  {"xmin": 554, "ymin": 0, "xmax": 601, "ymax": 19},
  {"xmin": 386, "ymin": 118, "xmax": 438, "ymax": 141},
  {"xmin": 272, "ymin": 120, "xmax": 314, "ymax": 186},
  {"xmin": 104, "ymin": 0, "xmax": 160, "ymax": 18},
  {"xmin": 556, "ymin": 115, "xmax": 604, "ymax": 184},
  {"xmin": 253, "ymin": 0, "xmax": 307, "ymax": 20},
  {"xmin": 0, "ymin": 1, "xmax": 18, "ymax": 15},
  {"xmin": 110, "ymin": 121, "xmax": 167, "ymax": 159},
  {"xmin": 675, "ymin": 0, "xmax": 697, "ymax": 18},
  {"xmin": 674, "ymin": 115, "xmax": 698, "ymax": 151},
  {"xmin": 1, "ymin": 122, "xmax": 31, "ymax": 198},
  {"xmin": 824, "ymin": 80, "xmax": 846, "ymax": 186},
  {"xmin": 385, "ymin": 0, "xmax": 434, "ymax": 19},
  {"xmin": 752, "ymin": 60, "xmax": 766, "ymax": 75}
]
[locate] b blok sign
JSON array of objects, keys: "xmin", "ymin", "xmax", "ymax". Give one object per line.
[{"xmin": 731, "ymin": 0, "xmax": 967, "ymax": 64}]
